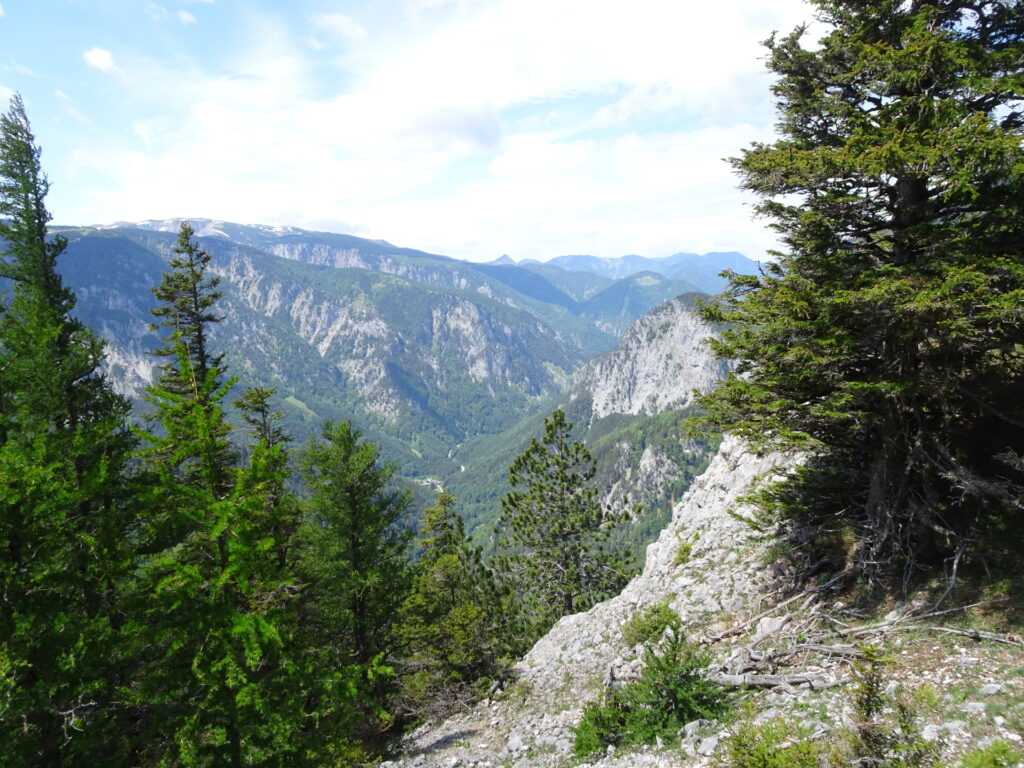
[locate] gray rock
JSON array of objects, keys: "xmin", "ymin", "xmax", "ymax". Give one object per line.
[
  {"xmin": 980, "ymin": 683, "xmax": 1004, "ymax": 696},
  {"xmin": 697, "ymin": 735, "xmax": 720, "ymax": 756}
]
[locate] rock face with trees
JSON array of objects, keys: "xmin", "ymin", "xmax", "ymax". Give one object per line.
[{"xmin": 2, "ymin": 0, "xmax": 1024, "ymax": 764}]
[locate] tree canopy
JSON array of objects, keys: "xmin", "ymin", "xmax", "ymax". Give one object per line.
[
  {"xmin": 495, "ymin": 409, "xmax": 633, "ymax": 637},
  {"xmin": 698, "ymin": 0, "xmax": 1024, "ymax": 586},
  {"xmin": 0, "ymin": 93, "xmax": 135, "ymax": 764}
]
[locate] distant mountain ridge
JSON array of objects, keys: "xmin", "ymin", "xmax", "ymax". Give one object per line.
[
  {"xmin": 51, "ymin": 218, "xmax": 752, "ymax": 482},
  {"xmin": 520, "ymin": 250, "xmax": 760, "ymax": 293}
]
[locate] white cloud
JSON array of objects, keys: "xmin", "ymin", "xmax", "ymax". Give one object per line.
[
  {"xmin": 0, "ymin": 4, "xmax": 6, "ymax": 19},
  {"xmin": 178, "ymin": 10, "xmax": 197, "ymax": 24},
  {"xmin": 0, "ymin": 84, "xmax": 12, "ymax": 103},
  {"xmin": 56, "ymin": 0, "xmax": 818, "ymax": 260},
  {"xmin": 66, "ymin": 106, "xmax": 93, "ymax": 125},
  {"xmin": 311, "ymin": 12, "xmax": 366, "ymax": 40},
  {"xmin": 145, "ymin": 3, "xmax": 170, "ymax": 22},
  {"xmin": 55, "ymin": 88, "xmax": 72, "ymax": 100},
  {"xmin": 82, "ymin": 48, "xmax": 123, "ymax": 76}
]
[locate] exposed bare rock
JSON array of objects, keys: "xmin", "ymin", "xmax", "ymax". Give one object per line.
[
  {"xmin": 390, "ymin": 437, "xmax": 795, "ymax": 768},
  {"xmin": 571, "ymin": 295, "xmax": 731, "ymax": 421}
]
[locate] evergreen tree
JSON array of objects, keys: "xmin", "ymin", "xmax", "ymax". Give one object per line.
[
  {"xmin": 397, "ymin": 490, "xmax": 513, "ymax": 719},
  {"xmin": 134, "ymin": 224, "xmax": 303, "ymax": 766},
  {"xmin": 295, "ymin": 420, "xmax": 413, "ymax": 749},
  {"xmin": 494, "ymin": 409, "xmax": 633, "ymax": 639},
  {"xmin": 0, "ymin": 93, "xmax": 135, "ymax": 764},
  {"xmin": 697, "ymin": 0, "xmax": 1024, "ymax": 585},
  {"xmin": 143, "ymin": 221, "xmax": 234, "ymax": 496}
]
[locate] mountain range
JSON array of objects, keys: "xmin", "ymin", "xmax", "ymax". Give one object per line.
[{"xmin": 49, "ymin": 218, "xmax": 752, "ymax": 541}]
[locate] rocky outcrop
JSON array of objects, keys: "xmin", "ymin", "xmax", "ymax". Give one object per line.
[
  {"xmin": 571, "ymin": 295, "xmax": 730, "ymax": 421},
  {"xmin": 390, "ymin": 437, "xmax": 793, "ymax": 768},
  {"xmin": 392, "ymin": 435, "xmax": 1024, "ymax": 768}
]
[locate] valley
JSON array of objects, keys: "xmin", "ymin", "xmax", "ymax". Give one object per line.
[{"xmin": 55, "ymin": 218, "xmax": 755, "ymax": 545}]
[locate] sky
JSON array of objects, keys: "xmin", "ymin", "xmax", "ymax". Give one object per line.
[{"xmin": 0, "ymin": 0, "xmax": 819, "ymax": 262}]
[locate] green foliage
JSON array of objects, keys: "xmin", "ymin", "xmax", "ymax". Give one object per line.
[
  {"xmin": 131, "ymin": 223, "xmax": 309, "ymax": 766},
  {"xmin": 295, "ymin": 420, "xmax": 414, "ymax": 745},
  {"xmin": 958, "ymin": 741, "xmax": 1023, "ymax": 768},
  {"xmin": 493, "ymin": 409, "xmax": 634, "ymax": 640},
  {"xmin": 0, "ymin": 93, "xmax": 136, "ymax": 763},
  {"xmin": 721, "ymin": 719, "xmax": 824, "ymax": 768},
  {"xmin": 849, "ymin": 646, "xmax": 938, "ymax": 768},
  {"xmin": 696, "ymin": 0, "xmax": 1024, "ymax": 582},
  {"xmin": 572, "ymin": 633, "xmax": 732, "ymax": 757},
  {"xmin": 621, "ymin": 600, "xmax": 681, "ymax": 647},
  {"xmin": 722, "ymin": 648, "xmax": 942, "ymax": 768},
  {"xmin": 674, "ymin": 532, "xmax": 700, "ymax": 566},
  {"xmin": 397, "ymin": 490, "xmax": 516, "ymax": 720}
]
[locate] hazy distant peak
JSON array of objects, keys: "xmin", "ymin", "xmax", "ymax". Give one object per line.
[{"xmin": 93, "ymin": 218, "xmax": 316, "ymax": 240}]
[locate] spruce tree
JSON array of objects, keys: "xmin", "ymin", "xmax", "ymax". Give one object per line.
[
  {"xmin": 697, "ymin": 0, "xmax": 1024, "ymax": 586},
  {"xmin": 397, "ymin": 490, "xmax": 513, "ymax": 719},
  {"xmin": 295, "ymin": 420, "xmax": 413, "ymax": 750},
  {"xmin": 494, "ymin": 409, "xmax": 633, "ymax": 639},
  {"xmin": 135, "ymin": 224, "xmax": 303, "ymax": 766},
  {"xmin": 0, "ymin": 93, "xmax": 134, "ymax": 764}
]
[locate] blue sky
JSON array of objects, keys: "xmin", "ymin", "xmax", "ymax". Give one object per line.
[{"xmin": 0, "ymin": 0, "xmax": 817, "ymax": 262}]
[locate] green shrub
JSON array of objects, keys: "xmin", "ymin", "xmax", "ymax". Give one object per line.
[
  {"xmin": 958, "ymin": 741, "xmax": 1024, "ymax": 768},
  {"xmin": 721, "ymin": 719, "xmax": 823, "ymax": 768},
  {"xmin": 621, "ymin": 600, "xmax": 681, "ymax": 647},
  {"xmin": 572, "ymin": 633, "xmax": 732, "ymax": 756},
  {"xmin": 674, "ymin": 532, "xmax": 700, "ymax": 566},
  {"xmin": 850, "ymin": 645, "xmax": 937, "ymax": 768}
]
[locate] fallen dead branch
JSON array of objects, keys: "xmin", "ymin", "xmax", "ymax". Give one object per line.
[
  {"xmin": 711, "ymin": 671, "xmax": 852, "ymax": 691},
  {"xmin": 703, "ymin": 589, "xmax": 814, "ymax": 644}
]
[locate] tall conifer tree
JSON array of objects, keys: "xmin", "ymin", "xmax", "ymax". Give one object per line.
[
  {"xmin": 494, "ymin": 409, "xmax": 633, "ymax": 639},
  {"xmin": 0, "ymin": 93, "xmax": 134, "ymax": 764},
  {"xmin": 295, "ymin": 420, "xmax": 413, "ymax": 751},
  {"xmin": 397, "ymin": 490, "xmax": 513, "ymax": 719},
  {"xmin": 698, "ymin": 0, "xmax": 1024, "ymax": 585},
  {"xmin": 135, "ymin": 224, "xmax": 303, "ymax": 766}
]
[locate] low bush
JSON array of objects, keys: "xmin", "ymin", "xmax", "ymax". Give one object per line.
[
  {"xmin": 572, "ymin": 633, "xmax": 732, "ymax": 756},
  {"xmin": 721, "ymin": 719, "xmax": 824, "ymax": 768},
  {"xmin": 621, "ymin": 600, "xmax": 681, "ymax": 647},
  {"xmin": 958, "ymin": 740, "xmax": 1023, "ymax": 768}
]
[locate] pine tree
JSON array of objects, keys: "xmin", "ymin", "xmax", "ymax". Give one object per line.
[
  {"xmin": 134, "ymin": 225, "xmax": 303, "ymax": 766},
  {"xmin": 295, "ymin": 420, "xmax": 413, "ymax": 749},
  {"xmin": 397, "ymin": 490, "xmax": 513, "ymax": 719},
  {"xmin": 0, "ymin": 93, "xmax": 135, "ymax": 764},
  {"xmin": 494, "ymin": 409, "xmax": 633, "ymax": 639},
  {"xmin": 697, "ymin": 0, "xmax": 1024, "ymax": 586},
  {"xmin": 143, "ymin": 221, "xmax": 234, "ymax": 496}
]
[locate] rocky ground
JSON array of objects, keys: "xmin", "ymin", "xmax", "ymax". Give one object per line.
[{"xmin": 385, "ymin": 438, "xmax": 1024, "ymax": 768}]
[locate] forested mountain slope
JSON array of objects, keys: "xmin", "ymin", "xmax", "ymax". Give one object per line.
[
  {"xmin": 55, "ymin": 220, "xmax": 752, "ymax": 478},
  {"xmin": 446, "ymin": 294, "xmax": 731, "ymax": 556}
]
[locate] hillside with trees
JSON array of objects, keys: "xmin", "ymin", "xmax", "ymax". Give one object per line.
[{"xmin": 1, "ymin": 0, "xmax": 1022, "ymax": 765}]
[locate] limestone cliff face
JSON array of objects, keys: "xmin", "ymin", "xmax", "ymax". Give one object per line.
[
  {"xmin": 517, "ymin": 437, "xmax": 788, "ymax": 701},
  {"xmin": 566, "ymin": 295, "xmax": 733, "ymax": 525},
  {"xmin": 571, "ymin": 294, "xmax": 730, "ymax": 421},
  {"xmin": 60, "ymin": 228, "xmax": 587, "ymax": 470}
]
